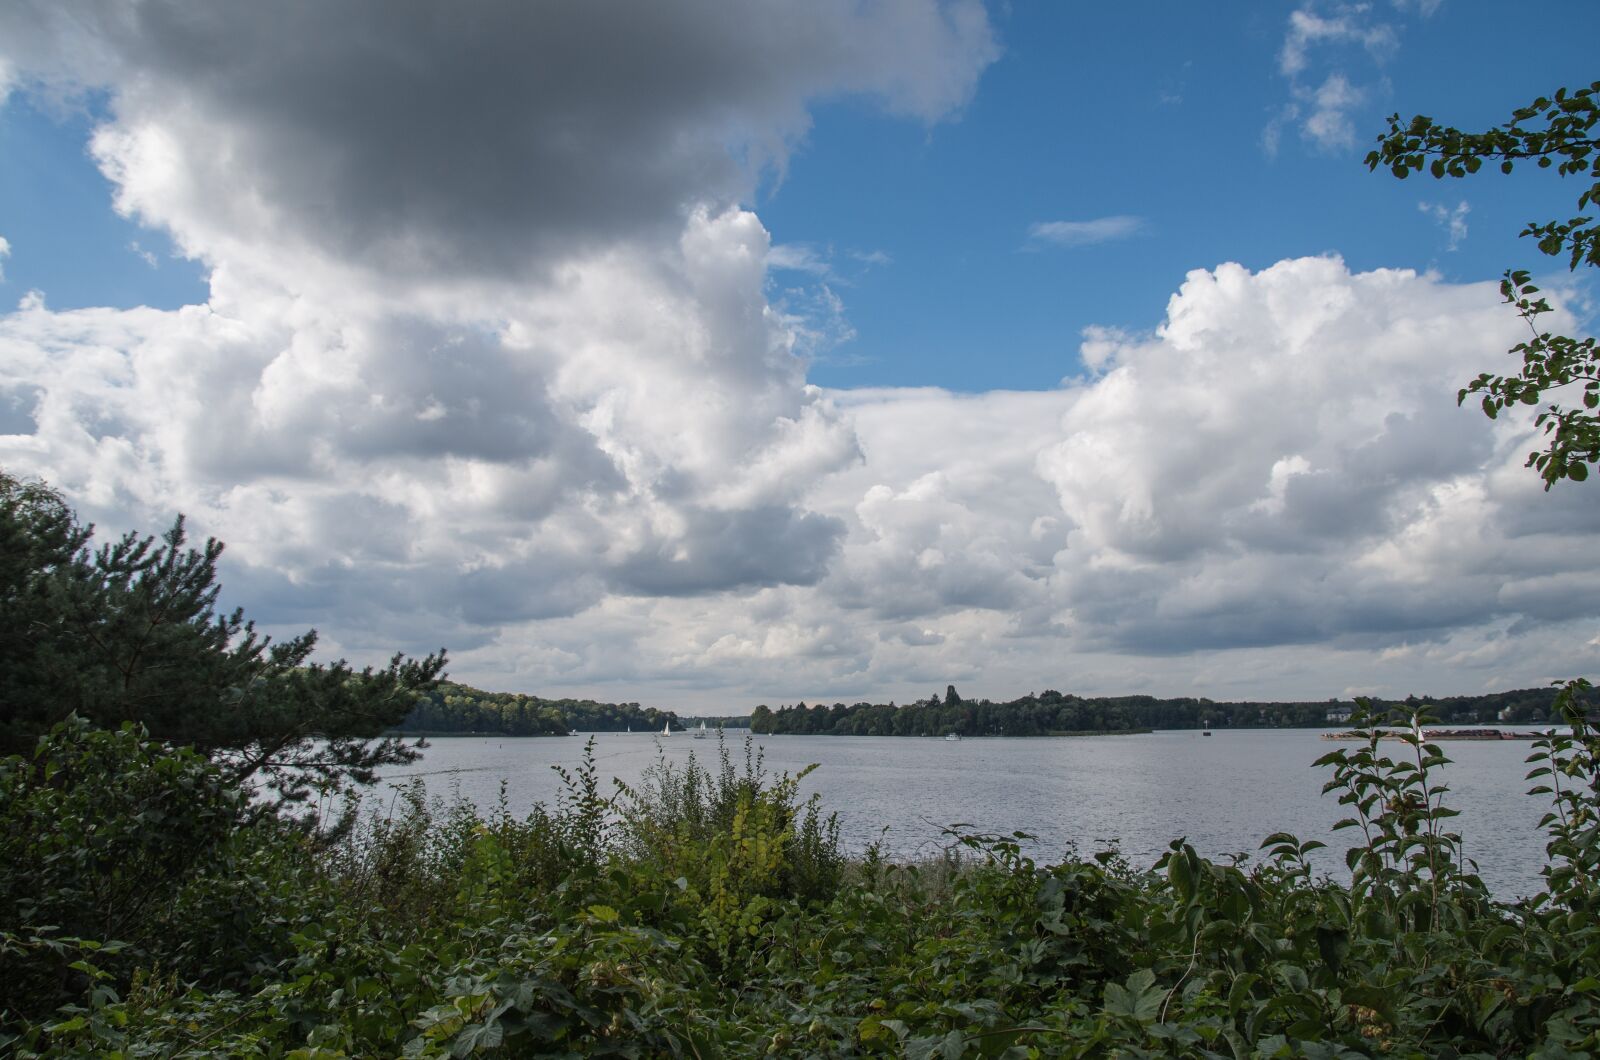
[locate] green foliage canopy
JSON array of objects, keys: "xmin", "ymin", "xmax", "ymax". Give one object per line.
[{"xmin": 1368, "ymin": 79, "xmax": 1600, "ymax": 487}]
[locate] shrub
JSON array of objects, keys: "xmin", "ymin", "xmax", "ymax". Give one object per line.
[{"xmin": 1, "ymin": 721, "xmax": 238, "ymax": 1011}]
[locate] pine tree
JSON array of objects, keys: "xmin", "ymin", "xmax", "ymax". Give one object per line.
[{"xmin": 0, "ymin": 471, "xmax": 445, "ymax": 804}]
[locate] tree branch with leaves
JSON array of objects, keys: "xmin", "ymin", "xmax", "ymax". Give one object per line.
[{"xmin": 1368, "ymin": 79, "xmax": 1600, "ymax": 487}]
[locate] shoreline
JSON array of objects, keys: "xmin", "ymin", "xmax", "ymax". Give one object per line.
[{"xmin": 1321, "ymin": 727, "xmax": 1547, "ymax": 741}]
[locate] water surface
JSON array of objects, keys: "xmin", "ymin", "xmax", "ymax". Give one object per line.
[{"xmin": 375, "ymin": 729, "xmax": 1552, "ymax": 898}]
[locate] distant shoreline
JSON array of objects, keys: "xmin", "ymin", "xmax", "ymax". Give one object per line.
[
  {"xmin": 397, "ymin": 723, "xmax": 1557, "ymax": 740},
  {"xmin": 1321, "ymin": 727, "xmax": 1546, "ymax": 741},
  {"xmin": 400, "ymin": 730, "xmax": 573, "ymax": 738},
  {"xmin": 399, "ymin": 728, "xmax": 754, "ymax": 738},
  {"xmin": 756, "ymin": 727, "xmax": 1158, "ymax": 738},
  {"xmin": 1046, "ymin": 727, "xmax": 1152, "ymax": 737},
  {"xmin": 402, "ymin": 726, "xmax": 1159, "ymax": 739}
]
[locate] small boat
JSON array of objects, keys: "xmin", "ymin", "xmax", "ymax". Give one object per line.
[
  {"xmin": 693, "ymin": 720, "xmax": 708, "ymax": 740},
  {"xmin": 1202, "ymin": 720, "xmax": 1212, "ymax": 737},
  {"xmin": 944, "ymin": 732, "xmax": 961, "ymax": 742},
  {"xmin": 662, "ymin": 721, "xmax": 671, "ymax": 737}
]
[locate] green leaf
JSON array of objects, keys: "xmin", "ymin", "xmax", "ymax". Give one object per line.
[
  {"xmin": 1228, "ymin": 972, "xmax": 1261, "ymax": 1019},
  {"xmin": 1315, "ymin": 926, "xmax": 1350, "ymax": 973},
  {"xmin": 1168, "ymin": 849, "xmax": 1193, "ymax": 897},
  {"xmin": 1105, "ymin": 969, "xmax": 1165, "ymax": 1024}
]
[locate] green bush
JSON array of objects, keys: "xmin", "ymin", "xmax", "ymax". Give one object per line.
[
  {"xmin": 0, "ymin": 719, "xmax": 246, "ymax": 1020},
  {"xmin": 614, "ymin": 736, "xmax": 843, "ymax": 907}
]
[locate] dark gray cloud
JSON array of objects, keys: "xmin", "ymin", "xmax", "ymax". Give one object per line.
[
  {"xmin": 881, "ymin": 626, "xmax": 946, "ymax": 647},
  {"xmin": 2, "ymin": 0, "xmax": 996, "ymax": 279},
  {"xmin": 219, "ymin": 547, "xmax": 608, "ymax": 659},
  {"xmin": 613, "ymin": 505, "xmax": 845, "ymax": 596},
  {"xmin": 1057, "ymin": 555, "xmax": 1505, "ymax": 656}
]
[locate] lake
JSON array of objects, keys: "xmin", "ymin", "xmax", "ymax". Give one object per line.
[{"xmin": 372, "ymin": 728, "xmax": 1555, "ymax": 899}]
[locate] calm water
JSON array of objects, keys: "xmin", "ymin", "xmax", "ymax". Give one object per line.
[{"xmin": 373, "ymin": 729, "xmax": 1553, "ymax": 898}]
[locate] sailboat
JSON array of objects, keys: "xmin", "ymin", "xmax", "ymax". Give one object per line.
[
  {"xmin": 662, "ymin": 720, "xmax": 671, "ymax": 737},
  {"xmin": 694, "ymin": 720, "xmax": 708, "ymax": 740},
  {"xmin": 1202, "ymin": 720, "xmax": 1212, "ymax": 737}
]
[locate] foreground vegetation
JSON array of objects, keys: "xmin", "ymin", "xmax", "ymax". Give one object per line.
[{"xmin": 4, "ymin": 687, "xmax": 1598, "ymax": 1058}]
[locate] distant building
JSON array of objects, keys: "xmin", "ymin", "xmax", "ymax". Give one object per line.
[
  {"xmin": 1498, "ymin": 706, "xmax": 1515, "ymax": 722},
  {"xmin": 1326, "ymin": 707, "xmax": 1353, "ymax": 723}
]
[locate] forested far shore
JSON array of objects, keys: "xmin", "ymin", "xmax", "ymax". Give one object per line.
[
  {"xmin": 750, "ymin": 685, "xmax": 1566, "ymax": 737},
  {"xmin": 397, "ymin": 682, "xmax": 681, "ymax": 736},
  {"xmin": 396, "ymin": 682, "xmax": 1570, "ymax": 738}
]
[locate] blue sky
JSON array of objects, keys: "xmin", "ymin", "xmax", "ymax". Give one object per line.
[
  {"xmin": 0, "ymin": 93, "xmax": 205, "ymax": 309},
  {"xmin": 760, "ymin": 2, "xmax": 1597, "ymax": 390},
  {"xmin": 1, "ymin": 1, "xmax": 1597, "ymax": 710}
]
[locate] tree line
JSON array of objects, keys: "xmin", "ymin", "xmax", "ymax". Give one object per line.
[
  {"xmin": 749, "ymin": 685, "xmax": 1565, "ymax": 737},
  {"xmin": 398, "ymin": 682, "xmax": 681, "ymax": 736}
]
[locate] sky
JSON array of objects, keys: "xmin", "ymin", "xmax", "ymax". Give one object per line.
[{"xmin": 0, "ymin": 1, "xmax": 1597, "ymax": 713}]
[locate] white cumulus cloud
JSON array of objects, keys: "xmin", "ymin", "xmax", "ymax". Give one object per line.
[{"xmin": 599, "ymin": 258, "xmax": 1596, "ymax": 707}]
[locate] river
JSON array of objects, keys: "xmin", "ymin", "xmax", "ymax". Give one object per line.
[{"xmin": 371, "ymin": 728, "xmax": 1556, "ymax": 899}]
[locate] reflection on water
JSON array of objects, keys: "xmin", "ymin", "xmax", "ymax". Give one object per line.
[{"xmin": 375, "ymin": 729, "xmax": 1552, "ymax": 898}]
